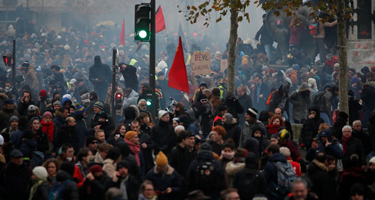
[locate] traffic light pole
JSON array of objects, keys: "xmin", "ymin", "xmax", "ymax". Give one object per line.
[
  {"xmin": 12, "ymin": 40, "xmax": 15, "ymax": 87},
  {"xmin": 149, "ymin": 0, "xmax": 156, "ymax": 118},
  {"xmin": 111, "ymin": 48, "xmax": 117, "ymax": 121}
]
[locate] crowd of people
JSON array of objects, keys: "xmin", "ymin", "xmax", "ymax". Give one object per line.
[{"xmin": 0, "ymin": 10, "xmax": 374, "ymax": 200}]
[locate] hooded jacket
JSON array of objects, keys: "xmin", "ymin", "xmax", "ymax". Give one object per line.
[
  {"xmin": 252, "ymin": 124, "xmax": 269, "ymax": 153},
  {"xmin": 146, "ymin": 165, "xmax": 182, "ymax": 200},
  {"xmin": 151, "ymin": 120, "xmax": 176, "ymax": 156},
  {"xmin": 233, "ymin": 152, "xmax": 267, "ymax": 200},
  {"xmin": 55, "ymin": 170, "xmax": 79, "ymax": 200},
  {"xmin": 289, "ymin": 83, "xmax": 312, "ymax": 121},
  {"xmin": 89, "ymin": 56, "xmax": 111, "ymax": 88},
  {"xmin": 368, "ymin": 111, "xmax": 375, "ymax": 151},
  {"xmin": 263, "ymin": 153, "xmax": 289, "ymax": 199},
  {"xmin": 306, "ymin": 130, "xmax": 343, "ymax": 161},
  {"xmin": 0, "ymin": 161, "xmax": 32, "ymax": 200},
  {"xmin": 299, "ymin": 106, "xmax": 324, "ymax": 149},
  {"xmin": 240, "ymin": 120, "xmax": 264, "ymax": 148},
  {"xmin": 122, "ymin": 89, "xmax": 139, "ymax": 109},
  {"xmin": 224, "ymin": 92, "xmax": 244, "ymax": 121},
  {"xmin": 307, "ymin": 159, "xmax": 333, "ymax": 200},
  {"xmin": 120, "ymin": 63, "xmax": 139, "ymax": 91}
]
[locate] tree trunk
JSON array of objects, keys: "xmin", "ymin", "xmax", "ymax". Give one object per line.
[
  {"xmin": 337, "ymin": 0, "xmax": 348, "ymax": 115},
  {"xmin": 227, "ymin": 0, "xmax": 239, "ymax": 94}
]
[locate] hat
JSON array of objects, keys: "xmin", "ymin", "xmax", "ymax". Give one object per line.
[
  {"xmin": 280, "ymin": 147, "xmax": 291, "ymax": 157},
  {"xmin": 200, "ymin": 142, "xmax": 212, "ymax": 151},
  {"xmin": 4, "ymin": 99, "xmax": 14, "ymax": 105},
  {"xmin": 32, "ymin": 166, "xmax": 48, "ymax": 179},
  {"xmin": 94, "ymin": 101, "xmax": 104, "ymax": 110},
  {"xmin": 285, "ymin": 68, "xmax": 293, "ymax": 74},
  {"xmin": 39, "ymin": 89, "xmax": 47, "ymax": 97},
  {"xmin": 350, "ymin": 183, "xmax": 365, "ymax": 196},
  {"xmin": 99, "ymin": 112, "xmax": 108, "ymax": 119},
  {"xmin": 155, "ymin": 151, "xmax": 168, "ymax": 166},
  {"xmin": 9, "ymin": 115, "xmax": 19, "ymax": 122},
  {"xmin": 28, "ymin": 105, "xmax": 37, "ymax": 111},
  {"xmin": 271, "ymin": 134, "xmax": 279, "ymax": 139},
  {"xmin": 370, "ymin": 157, "xmax": 375, "ymax": 164},
  {"xmin": 179, "ymin": 115, "xmax": 190, "ymax": 125},
  {"xmin": 292, "ymin": 64, "xmax": 300, "ymax": 70},
  {"xmin": 223, "ymin": 113, "xmax": 233, "ymax": 124},
  {"xmin": 158, "ymin": 110, "xmax": 168, "ymax": 119},
  {"xmin": 54, "ymin": 101, "xmax": 62, "ymax": 107},
  {"xmin": 116, "ymin": 160, "xmax": 129, "ymax": 170},
  {"xmin": 125, "ymin": 131, "xmax": 138, "ymax": 140},
  {"xmin": 215, "ymin": 51, "xmax": 222, "ymax": 56},
  {"xmin": 320, "ymin": 129, "xmax": 332, "ymax": 138},
  {"xmin": 69, "ymin": 79, "xmax": 77, "ymax": 85},
  {"xmin": 89, "ymin": 165, "xmax": 103, "ymax": 174},
  {"xmin": 217, "ymin": 104, "xmax": 228, "ymax": 112},
  {"xmin": 0, "ymin": 135, "xmax": 3, "ymax": 145},
  {"xmin": 262, "ymin": 65, "xmax": 269, "ymax": 71},
  {"xmin": 199, "ymin": 82, "xmax": 208, "ymax": 88},
  {"xmin": 186, "ymin": 190, "xmax": 210, "ymax": 200},
  {"xmin": 242, "ymin": 58, "xmax": 249, "ymax": 65},
  {"xmin": 278, "ymin": 129, "xmax": 290, "ymax": 142},
  {"xmin": 246, "ymin": 108, "xmax": 258, "ymax": 118},
  {"xmin": 10, "ymin": 149, "xmax": 23, "ymax": 158},
  {"xmin": 86, "ymin": 135, "xmax": 97, "ymax": 146},
  {"xmin": 339, "ymin": 112, "xmax": 349, "ymax": 120},
  {"xmin": 157, "ymin": 71, "xmax": 165, "ymax": 77},
  {"xmin": 23, "ymin": 129, "xmax": 34, "ymax": 139},
  {"xmin": 43, "ymin": 111, "xmax": 53, "ymax": 118},
  {"xmin": 323, "ymin": 83, "xmax": 332, "ymax": 91},
  {"xmin": 22, "ymin": 61, "xmax": 30, "ymax": 67},
  {"xmin": 74, "ymin": 104, "xmax": 86, "ymax": 115},
  {"xmin": 351, "ymin": 77, "xmax": 359, "ymax": 83}
]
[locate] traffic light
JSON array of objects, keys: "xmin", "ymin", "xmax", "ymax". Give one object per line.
[
  {"xmin": 134, "ymin": 3, "xmax": 151, "ymax": 41},
  {"xmin": 115, "ymin": 93, "xmax": 122, "ymax": 109},
  {"xmin": 2, "ymin": 56, "xmax": 9, "ymax": 66},
  {"xmin": 146, "ymin": 93, "xmax": 152, "ymax": 106}
]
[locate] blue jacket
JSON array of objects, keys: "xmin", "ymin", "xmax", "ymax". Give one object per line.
[
  {"xmin": 145, "ymin": 165, "xmax": 182, "ymax": 200},
  {"xmin": 306, "ymin": 132, "xmax": 344, "ymax": 161}
]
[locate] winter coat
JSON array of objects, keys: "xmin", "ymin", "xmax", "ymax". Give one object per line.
[
  {"xmin": 252, "ymin": 125, "xmax": 269, "ymax": 154},
  {"xmin": 289, "ymin": 83, "xmax": 312, "ymax": 121},
  {"xmin": 263, "ymin": 153, "xmax": 288, "ymax": 200},
  {"xmin": 337, "ymin": 167, "xmax": 366, "ymax": 200},
  {"xmin": 318, "ymin": 91, "xmax": 334, "ymax": 117},
  {"xmin": 37, "ymin": 97, "xmax": 51, "ymax": 114},
  {"xmin": 210, "ymin": 58, "xmax": 221, "ymax": 72},
  {"xmin": 78, "ymin": 173, "xmax": 111, "ymax": 200},
  {"xmin": 139, "ymin": 131, "xmax": 156, "ymax": 173},
  {"xmin": 307, "ymin": 159, "xmax": 333, "ymax": 200},
  {"xmin": 103, "ymin": 158, "xmax": 116, "ymax": 178},
  {"xmin": 361, "ymin": 86, "xmax": 375, "ymax": 111},
  {"xmin": 299, "ymin": 107, "xmax": 324, "ymax": 149},
  {"xmin": 52, "ymin": 110, "xmax": 66, "ymax": 130},
  {"xmin": 233, "ymin": 153, "xmax": 267, "ymax": 200},
  {"xmin": 0, "ymin": 107, "xmax": 19, "ymax": 131},
  {"xmin": 89, "ymin": 56, "xmax": 111, "ymax": 88},
  {"xmin": 17, "ymin": 100, "xmax": 36, "ymax": 117},
  {"xmin": 255, "ymin": 22, "xmax": 273, "ymax": 45},
  {"xmin": 253, "ymin": 82, "xmax": 270, "ymax": 112},
  {"xmin": 238, "ymin": 93, "xmax": 252, "ymax": 124},
  {"xmin": 340, "ymin": 137, "xmax": 366, "ymax": 168},
  {"xmin": 20, "ymin": 139, "xmax": 38, "ymax": 162},
  {"xmin": 120, "ymin": 63, "xmax": 139, "ymax": 91},
  {"xmin": 223, "ymin": 124, "xmax": 241, "ymax": 147},
  {"xmin": 106, "ymin": 173, "xmax": 140, "ymax": 200},
  {"xmin": 25, "ymin": 67, "xmax": 39, "ymax": 90},
  {"xmin": 348, "ymin": 95, "xmax": 362, "ymax": 125},
  {"xmin": 117, "ymin": 141, "xmax": 142, "ymax": 181},
  {"xmin": 30, "ymin": 180, "xmax": 49, "ymax": 200},
  {"xmin": 168, "ymin": 144, "xmax": 190, "ymax": 179},
  {"xmin": 352, "ymin": 129, "xmax": 372, "ymax": 156},
  {"xmin": 279, "ymin": 141, "xmax": 301, "ymax": 161},
  {"xmin": 105, "ymin": 86, "xmax": 124, "ymax": 116},
  {"xmin": 0, "ymin": 162, "xmax": 31, "ymax": 199},
  {"xmin": 146, "ymin": 165, "xmax": 183, "ymax": 200},
  {"xmin": 267, "ymin": 83, "xmax": 290, "ymax": 113},
  {"xmin": 368, "ymin": 111, "xmax": 375, "ymax": 151},
  {"xmin": 123, "ymin": 89, "xmax": 139, "ymax": 109},
  {"xmin": 186, "ymin": 151, "xmax": 227, "ymax": 200},
  {"xmin": 306, "ymin": 132, "xmax": 343, "ymax": 161},
  {"xmin": 151, "ymin": 120, "xmax": 176, "ymax": 156},
  {"xmin": 240, "ymin": 120, "xmax": 264, "ymax": 148},
  {"xmin": 55, "ymin": 170, "xmax": 79, "ymax": 200},
  {"xmin": 73, "ymin": 114, "xmax": 87, "ymax": 149},
  {"xmin": 55, "ymin": 126, "xmax": 79, "ymax": 153},
  {"xmin": 331, "ymin": 117, "xmax": 347, "ymax": 139},
  {"xmin": 34, "ymin": 129, "xmax": 49, "ymax": 153}
]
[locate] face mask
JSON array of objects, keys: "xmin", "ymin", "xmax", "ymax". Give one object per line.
[
  {"xmin": 66, "ymin": 157, "xmax": 72, "ymax": 161},
  {"xmin": 221, "ymin": 151, "xmax": 235, "ymax": 160}
]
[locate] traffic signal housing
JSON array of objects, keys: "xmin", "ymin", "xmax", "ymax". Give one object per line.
[
  {"xmin": 2, "ymin": 56, "xmax": 9, "ymax": 66},
  {"xmin": 134, "ymin": 3, "xmax": 151, "ymax": 41}
]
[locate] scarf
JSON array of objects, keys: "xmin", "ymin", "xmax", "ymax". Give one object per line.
[
  {"xmin": 41, "ymin": 119, "xmax": 54, "ymax": 142},
  {"xmin": 342, "ymin": 135, "xmax": 353, "ymax": 155},
  {"xmin": 221, "ymin": 151, "xmax": 235, "ymax": 160},
  {"xmin": 125, "ymin": 139, "xmax": 141, "ymax": 166},
  {"xmin": 266, "ymin": 124, "xmax": 280, "ymax": 134},
  {"xmin": 29, "ymin": 179, "xmax": 46, "ymax": 200}
]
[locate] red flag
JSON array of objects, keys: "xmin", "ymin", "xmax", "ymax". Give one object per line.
[
  {"xmin": 155, "ymin": 6, "xmax": 166, "ymax": 33},
  {"xmin": 135, "ymin": 41, "xmax": 143, "ymax": 53},
  {"xmin": 120, "ymin": 19, "xmax": 125, "ymax": 46},
  {"xmin": 168, "ymin": 37, "xmax": 189, "ymax": 94}
]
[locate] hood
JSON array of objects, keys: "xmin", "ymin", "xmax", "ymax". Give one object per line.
[
  {"xmin": 309, "ymin": 106, "xmax": 321, "ymax": 119},
  {"xmin": 298, "ymin": 82, "xmax": 311, "ymax": 93},
  {"xmin": 269, "ymin": 153, "xmax": 287, "ymax": 163},
  {"xmin": 308, "ymin": 159, "xmax": 329, "ymax": 174},
  {"xmin": 94, "ymin": 56, "xmax": 102, "ymax": 64},
  {"xmin": 55, "ymin": 109, "xmax": 64, "ymax": 119},
  {"xmin": 197, "ymin": 151, "xmax": 215, "ymax": 160},
  {"xmin": 281, "ymin": 82, "xmax": 291, "ymax": 95},
  {"xmin": 251, "ymin": 124, "xmax": 265, "ymax": 136},
  {"xmin": 56, "ymin": 170, "xmax": 72, "ymax": 182},
  {"xmin": 117, "ymin": 141, "xmax": 131, "ymax": 157},
  {"xmin": 62, "ymin": 97, "xmax": 72, "ymax": 106},
  {"xmin": 128, "ymin": 90, "xmax": 139, "ymax": 98},
  {"xmin": 124, "ymin": 105, "xmax": 139, "ymax": 121},
  {"xmin": 23, "ymin": 139, "xmax": 38, "ymax": 148},
  {"xmin": 318, "ymin": 129, "xmax": 332, "ymax": 141},
  {"xmin": 185, "ymin": 110, "xmax": 196, "ymax": 122},
  {"xmin": 245, "ymin": 152, "xmax": 258, "ymax": 169}
]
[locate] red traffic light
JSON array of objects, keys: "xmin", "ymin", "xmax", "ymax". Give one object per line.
[
  {"xmin": 2, "ymin": 56, "xmax": 9, "ymax": 65},
  {"xmin": 116, "ymin": 93, "xmax": 122, "ymax": 99}
]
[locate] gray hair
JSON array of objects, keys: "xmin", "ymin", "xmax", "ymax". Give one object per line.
[
  {"xmin": 292, "ymin": 177, "xmax": 308, "ymax": 189},
  {"xmin": 105, "ymin": 188, "xmax": 123, "ymax": 200},
  {"xmin": 138, "ymin": 99, "xmax": 146, "ymax": 107},
  {"xmin": 174, "ymin": 125, "xmax": 185, "ymax": 133},
  {"xmin": 352, "ymin": 120, "xmax": 361, "ymax": 127},
  {"xmin": 342, "ymin": 125, "xmax": 352, "ymax": 132}
]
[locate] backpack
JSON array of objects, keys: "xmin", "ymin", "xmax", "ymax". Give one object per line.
[
  {"xmin": 32, "ymin": 150, "xmax": 45, "ymax": 166},
  {"xmin": 194, "ymin": 159, "xmax": 218, "ymax": 190},
  {"xmin": 309, "ymin": 21, "xmax": 320, "ymax": 35},
  {"xmin": 270, "ymin": 161, "xmax": 297, "ymax": 197},
  {"xmin": 312, "ymin": 91, "xmax": 326, "ymax": 107},
  {"xmin": 48, "ymin": 179, "xmax": 71, "ymax": 200}
]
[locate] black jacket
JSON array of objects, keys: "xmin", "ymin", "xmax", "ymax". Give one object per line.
[
  {"xmin": 89, "ymin": 56, "xmax": 111, "ymax": 88},
  {"xmin": 30, "ymin": 180, "xmax": 49, "ymax": 200},
  {"xmin": 79, "ymin": 173, "xmax": 111, "ymax": 200},
  {"xmin": 238, "ymin": 93, "xmax": 252, "ymax": 123},
  {"xmin": 168, "ymin": 144, "xmax": 190, "ymax": 178},
  {"xmin": 17, "ymin": 100, "xmax": 36, "ymax": 117},
  {"xmin": 0, "ymin": 162, "xmax": 32, "ymax": 200},
  {"xmin": 307, "ymin": 159, "xmax": 333, "ymax": 200},
  {"xmin": 361, "ymin": 86, "xmax": 375, "ymax": 111},
  {"xmin": 348, "ymin": 95, "xmax": 362, "ymax": 125},
  {"xmin": 139, "ymin": 131, "xmax": 156, "ymax": 173},
  {"xmin": 107, "ymin": 174, "xmax": 140, "ymax": 200},
  {"xmin": 340, "ymin": 137, "xmax": 366, "ymax": 168},
  {"xmin": 117, "ymin": 141, "xmax": 142, "ymax": 181},
  {"xmin": 255, "ymin": 22, "xmax": 273, "ymax": 45},
  {"xmin": 299, "ymin": 107, "xmax": 324, "ymax": 149},
  {"xmin": 223, "ymin": 92, "xmax": 244, "ymax": 121},
  {"xmin": 34, "ymin": 129, "xmax": 50, "ymax": 153},
  {"xmin": 233, "ymin": 153, "xmax": 267, "ymax": 200},
  {"xmin": 120, "ymin": 63, "xmax": 138, "ymax": 91},
  {"xmin": 352, "ymin": 129, "xmax": 372, "ymax": 156},
  {"xmin": 55, "ymin": 126, "xmax": 79, "ymax": 153},
  {"xmin": 368, "ymin": 111, "xmax": 375, "ymax": 151},
  {"xmin": 151, "ymin": 120, "xmax": 176, "ymax": 156},
  {"xmin": 55, "ymin": 170, "xmax": 79, "ymax": 200},
  {"xmin": 223, "ymin": 124, "xmax": 241, "ymax": 147}
]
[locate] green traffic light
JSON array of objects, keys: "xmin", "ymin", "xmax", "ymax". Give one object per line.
[
  {"xmin": 139, "ymin": 30, "xmax": 147, "ymax": 38},
  {"xmin": 146, "ymin": 100, "xmax": 152, "ymax": 106}
]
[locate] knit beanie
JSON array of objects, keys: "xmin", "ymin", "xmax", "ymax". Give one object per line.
[
  {"xmin": 32, "ymin": 166, "xmax": 48, "ymax": 179},
  {"xmin": 125, "ymin": 131, "xmax": 138, "ymax": 140},
  {"xmin": 39, "ymin": 89, "xmax": 48, "ymax": 97},
  {"xmin": 43, "ymin": 111, "xmax": 53, "ymax": 118},
  {"xmin": 158, "ymin": 110, "xmax": 168, "ymax": 119},
  {"xmin": 94, "ymin": 101, "xmax": 104, "ymax": 110},
  {"xmin": 89, "ymin": 165, "xmax": 103, "ymax": 174},
  {"xmin": 9, "ymin": 115, "xmax": 19, "ymax": 122},
  {"xmin": 155, "ymin": 151, "xmax": 168, "ymax": 166},
  {"xmin": 278, "ymin": 129, "xmax": 290, "ymax": 142},
  {"xmin": 54, "ymin": 100, "xmax": 62, "ymax": 107},
  {"xmin": 280, "ymin": 147, "xmax": 291, "ymax": 157},
  {"xmin": 242, "ymin": 58, "xmax": 249, "ymax": 65},
  {"xmin": 74, "ymin": 103, "xmax": 86, "ymax": 115},
  {"xmin": 223, "ymin": 113, "xmax": 233, "ymax": 124},
  {"xmin": 370, "ymin": 157, "xmax": 375, "ymax": 164},
  {"xmin": 116, "ymin": 160, "xmax": 129, "ymax": 170}
]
